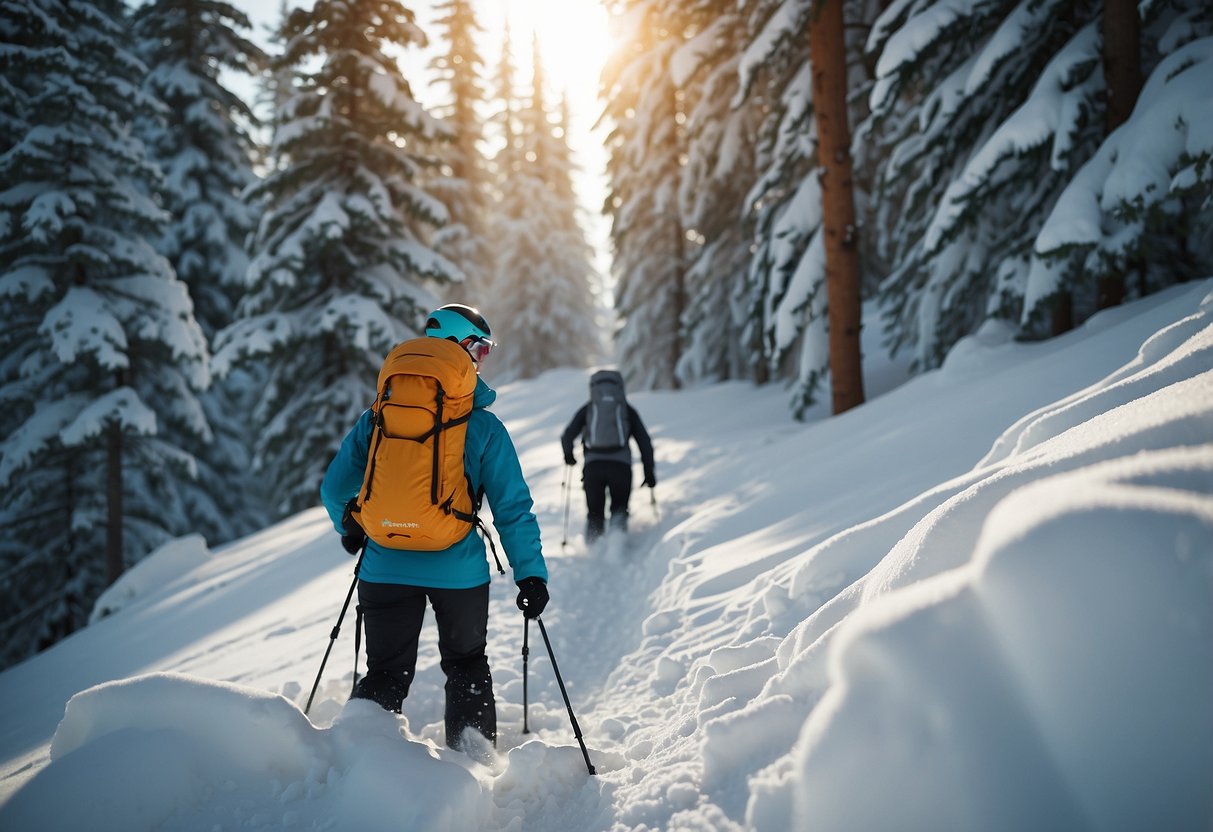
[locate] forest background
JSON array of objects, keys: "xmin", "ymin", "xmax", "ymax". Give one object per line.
[{"xmin": 1, "ymin": 0, "xmax": 1210, "ymax": 670}]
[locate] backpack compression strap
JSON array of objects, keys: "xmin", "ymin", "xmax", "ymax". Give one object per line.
[{"xmin": 354, "ymin": 383, "xmax": 473, "ymax": 523}]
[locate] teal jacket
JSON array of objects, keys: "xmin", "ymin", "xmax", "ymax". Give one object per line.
[{"xmin": 320, "ymin": 377, "xmax": 548, "ymax": 588}]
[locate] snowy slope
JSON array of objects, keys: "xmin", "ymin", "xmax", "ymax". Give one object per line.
[{"xmin": 0, "ymin": 280, "xmax": 1210, "ymax": 831}]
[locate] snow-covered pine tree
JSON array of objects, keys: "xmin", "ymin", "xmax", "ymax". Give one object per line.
[
  {"xmin": 0, "ymin": 0, "xmax": 209, "ymax": 667},
  {"xmin": 488, "ymin": 19, "xmax": 520, "ymax": 171},
  {"xmin": 427, "ymin": 0, "xmax": 494, "ymax": 303},
  {"xmin": 256, "ymin": 0, "xmax": 296, "ymax": 141},
  {"xmin": 1025, "ymin": 7, "xmax": 1213, "ymax": 326},
  {"xmin": 671, "ymin": 1, "xmax": 763, "ymax": 385},
  {"xmin": 487, "ymin": 36, "xmax": 602, "ymax": 382},
  {"xmin": 213, "ymin": 0, "xmax": 455, "ymax": 518},
  {"xmin": 863, "ymin": 0, "xmax": 1209, "ymax": 369},
  {"xmin": 133, "ymin": 0, "xmax": 264, "ymax": 339},
  {"xmin": 550, "ymin": 93, "xmax": 608, "ymax": 358},
  {"xmin": 731, "ymin": 0, "xmax": 878, "ymax": 415},
  {"xmin": 601, "ymin": 0, "xmax": 689, "ymax": 390},
  {"xmin": 481, "ymin": 19, "xmax": 520, "ymax": 336},
  {"xmin": 867, "ymin": 0, "xmax": 1106, "ymax": 366},
  {"xmin": 132, "ymin": 0, "xmax": 268, "ymax": 543}
]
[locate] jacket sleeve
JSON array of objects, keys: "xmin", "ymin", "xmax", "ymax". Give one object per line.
[
  {"xmin": 480, "ymin": 415, "xmax": 549, "ymax": 583},
  {"xmin": 628, "ymin": 405, "xmax": 656, "ymax": 473},
  {"xmin": 560, "ymin": 404, "xmax": 588, "ymax": 458},
  {"xmin": 320, "ymin": 409, "xmax": 374, "ymax": 534}
]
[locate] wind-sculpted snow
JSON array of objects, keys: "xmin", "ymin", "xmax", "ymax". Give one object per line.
[
  {"xmin": 0, "ymin": 673, "xmax": 604, "ymax": 832},
  {"xmin": 718, "ymin": 287, "xmax": 1213, "ymax": 828},
  {"xmin": 0, "ymin": 281, "xmax": 1210, "ymax": 831},
  {"xmin": 981, "ymin": 288, "xmax": 1213, "ymax": 466},
  {"xmin": 747, "ymin": 449, "xmax": 1213, "ymax": 831}
]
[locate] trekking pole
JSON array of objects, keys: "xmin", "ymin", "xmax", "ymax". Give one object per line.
[
  {"xmin": 304, "ymin": 544, "xmax": 366, "ymax": 716},
  {"xmin": 650, "ymin": 486, "xmax": 660, "ymax": 520},
  {"xmin": 522, "ymin": 617, "xmax": 531, "ymax": 734},
  {"xmin": 535, "ymin": 616, "xmax": 596, "ymax": 775},
  {"xmin": 560, "ymin": 464, "xmax": 574, "ymax": 549}
]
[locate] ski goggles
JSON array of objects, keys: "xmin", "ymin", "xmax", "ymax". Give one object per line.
[{"xmin": 460, "ymin": 334, "xmax": 494, "ymax": 364}]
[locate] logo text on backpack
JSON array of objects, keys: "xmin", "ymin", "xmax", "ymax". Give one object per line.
[{"xmin": 382, "ymin": 519, "xmax": 421, "ymax": 529}]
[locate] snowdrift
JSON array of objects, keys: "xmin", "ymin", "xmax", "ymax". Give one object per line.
[{"xmin": 0, "ymin": 280, "xmax": 1210, "ymax": 831}]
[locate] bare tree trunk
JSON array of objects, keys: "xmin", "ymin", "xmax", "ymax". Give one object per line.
[
  {"xmin": 670, "ymin": 217, "xmax": 687, "ymax": 390},
  {"xmin": 1103, "ymin": 0, "xmax": 1142, "ymax": 134},
  {"xmin": 809, "ymin": 0, "xmax": 865, "ymax": 415},
  {"xmin": 668, "ymin": 78, "xmax": 687, "ymax": 391},
  {"xmin": 1051, "ymin": 290, "xmax": 1074, "ymax": 337},
  {"xmin": 105, "ymin": 421, "xmax": 124, "ymax": 586},
  {"xmin": 1098, "ymin": 0, "xmax": 1142, "ymax": 310}
]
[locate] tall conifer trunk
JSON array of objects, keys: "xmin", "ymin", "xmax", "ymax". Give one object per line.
[
  {"xmin": 1098, "ymin": 0, "xmax": 1142, "ymax": 310},
  {"xmin": 1103, "ymin": 0, "xmax": 1142, "ymax": 135},
  {"xmin": 809, "ymin": 0, "xmax": 865, "ymax": 414},
  {"xmin": 105, "ymin": 421, "xmax": 124, "ymax": 586}
]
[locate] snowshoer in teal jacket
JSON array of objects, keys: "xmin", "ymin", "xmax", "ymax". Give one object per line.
[
  {"xmin": 319, "ymin": 303, "xmax": 548, "ymax": 752},
  {"xmin": 321, "ymin": 377, "xmax": 548, "ymax": 588}
]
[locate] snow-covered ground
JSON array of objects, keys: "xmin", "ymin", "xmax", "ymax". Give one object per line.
[{"xmin": 1, "ymin": 280, "xmax": 1210, "ymax": 831}]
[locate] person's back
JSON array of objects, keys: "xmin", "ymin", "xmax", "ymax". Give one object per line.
[
  {"xmin": 320, "ymin": 303, "xmax": 549, "ymax": 753},
  {"xmin": 561, "ymin": 369, "xmax": 656, "ymax": 541}
]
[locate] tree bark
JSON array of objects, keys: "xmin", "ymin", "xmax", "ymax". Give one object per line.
[
  {"xmin": 1097, "ymin": 0, "xmax": 1142, "ymax": 310},
  {"xmin": 809, "ymin": 0, "xmax": 865, "ymax": 414},
  {"xmin": 105, "ymin": 421, "xmax": 124, "ymax": 586},
  {"xmin": 1103, "ymin": 0, "xmax": 1142, "ymax": 134},
  {"xmin": 668, "ymin": 75, "xmax": 687, "ymax": 391}
]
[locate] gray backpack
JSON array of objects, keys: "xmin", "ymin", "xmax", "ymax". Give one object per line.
[{"xmin": 584, "ymin": 370, "xmax": 630, "ymax": 451}]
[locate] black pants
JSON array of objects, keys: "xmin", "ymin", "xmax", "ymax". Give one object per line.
[
  {"xmin": 351, "ymin": 580, "xmax": 496, "ymax": 749},
  {"xmin": 584, "ymin": 460, "xmax": 632, "ymax": 541}
]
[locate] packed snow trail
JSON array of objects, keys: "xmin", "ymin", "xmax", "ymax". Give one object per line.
[{"xmin": 0, "ymin": 282, "xmax": 1210, "ymax": 831}]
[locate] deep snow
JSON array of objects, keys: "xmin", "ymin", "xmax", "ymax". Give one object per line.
[{"xmin": 0, "ymin": 280, "xmax": 1210, "ymax": 831}]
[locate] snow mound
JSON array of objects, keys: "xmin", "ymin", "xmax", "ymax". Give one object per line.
[
  {"xmin": 756, "ymin": 448, "xmax": 1213, "ymax": 832},
  {"xmin": 0, "ymin": 673, "xmax": 489, "ymax": 832},
  {"xmin": 89, "ymin": 534, "xmax": 212, "ymax": 623}
]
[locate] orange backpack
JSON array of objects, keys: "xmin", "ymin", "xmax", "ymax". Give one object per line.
[{"xmin": 351, "ymin": 337, "xmax": 479, "ymax": 550}]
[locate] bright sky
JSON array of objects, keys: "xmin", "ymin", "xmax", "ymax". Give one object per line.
[{"xmin": 235, "ymin": 0, "xmax": 614, "ymax": 276}]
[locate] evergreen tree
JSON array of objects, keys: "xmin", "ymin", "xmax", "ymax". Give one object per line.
[
  {"xmin": 483, "ymin": 24, "xmax": 520, "ymax": 330},
  {"xmin": 132, "ymin": 0, "xmax": 268, "ymax": 543},
  {"xmin": 867, "ymin": 0, "xmax": 1101, "ymax": 365},
  {"xmin": 213, "ymin": 0, "xmax": 455, "ymax": 518},
  {"xmin": 672, "ymin": 0, "xmax": 765, "ymax": 385},
  {"xmin": 731, "ymin": 0, "xmax": 879, "ymax": 414},
  {"xmin": 1025, "ymin": 11, "xmax": 1213, "ymax": 325},
  {"xmin": 0, "ymin": 0, "xmax": 209, "ymax": 667},
  {"xmin": 488, "ymin": 37, "xmax": 602, "ymax": 382},
  {"xmin": 482, "ymin": 20, "xmax": 520, "ymax": 338},
  {"xmin": 601, "ymin": 0, "xmax": 689, "ymax": 390},
  {"xmin": 427, "ymin": 0, "xmax": 494, "ymax": 303},
  {"xmin": 133, "ymin": 0, "xmax": 265, "ymax": 338},
  {"xmin": 862, "ymin": 0, "xmax": 1209, "ymax": 367}
]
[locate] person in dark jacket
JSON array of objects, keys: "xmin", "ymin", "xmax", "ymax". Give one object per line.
[
  {"xmin": 560, "ymin": 369, "xmax": 656, "ymax": 542},
  {"xmin": 320, "ymin": 304, "xmax": 548, "ymax": 753}
]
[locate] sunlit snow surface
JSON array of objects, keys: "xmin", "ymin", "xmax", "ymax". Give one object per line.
[{"xmin": 1, "ymin": 281, "xmax": 1210, "ymax": 831}]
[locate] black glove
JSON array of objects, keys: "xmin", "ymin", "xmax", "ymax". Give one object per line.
[
  {"xmin": 341, "ymin": 500, "xmax": 366, "ymax": 554},
  {"xmin": 564, "ymin": 452, "xmax": 576, "ymax": 466},
  {"xmin": 341, "ymin": 527, "xmax": 366, "ymax": 554},
  {"xmin": 515, "ymin": 576, "xmax": 549, "ymax": 619},
  {"xmin": 643, "ymin": 469, "xmax": 657, "ymax": 488}
]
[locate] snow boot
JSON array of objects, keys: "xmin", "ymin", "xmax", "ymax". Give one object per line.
[
  {"xmin": 350, "ymin": 670, "xmax": 408, "ymax": 714},
  {"xmin": 444, "ymin": 656, "xmax": 497, "ymax": 750}
]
